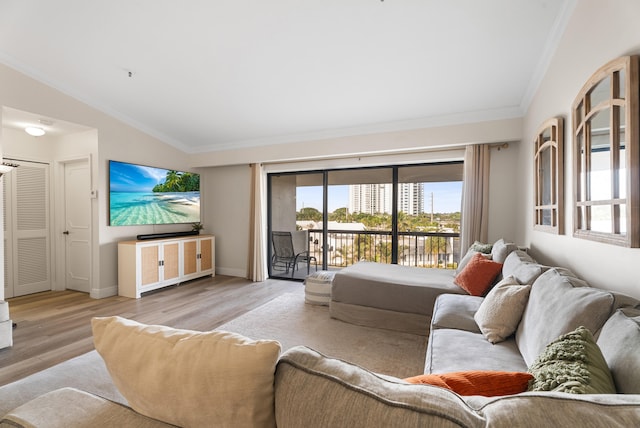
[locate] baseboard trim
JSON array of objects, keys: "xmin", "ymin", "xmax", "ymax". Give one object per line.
[
  {"xmin": 90, "ymin": 285, "xmax": 118, "ymax": 299},
  {"xmin": 215, "ymin": 267, "xmax": 247, "ymax": 278}
]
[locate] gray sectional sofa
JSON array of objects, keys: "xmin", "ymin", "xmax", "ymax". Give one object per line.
[{"xmin": 1, "ymin": 241, "xmax": 640, "ymax": 427}]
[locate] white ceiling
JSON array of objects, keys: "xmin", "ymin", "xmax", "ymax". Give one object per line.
[{"xmin": 0, "ymin": 0, "xmax": 574, "ymax": 154}]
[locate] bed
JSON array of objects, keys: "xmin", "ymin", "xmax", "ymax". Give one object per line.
[
  {"xmin": 329, "ymin": 261, "xmax": 465, "ymax": 336},
  {"xmin": 329, "ymin": 239, "xmax": 519, "ymax": 336}
]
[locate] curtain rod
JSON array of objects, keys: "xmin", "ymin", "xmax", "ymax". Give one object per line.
[{"xmin": 489, "ymin": 143, "xmax": 509, "ymax": 151}]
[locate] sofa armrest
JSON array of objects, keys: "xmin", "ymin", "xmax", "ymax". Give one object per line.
[{"xmin": 0, "ymin": 387, "xmax": 173, "ymax": 428}]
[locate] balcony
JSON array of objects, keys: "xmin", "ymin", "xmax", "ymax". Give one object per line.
[{"xmin": 275, "ymin": 229, "xmax": 460, "ymax": 280}]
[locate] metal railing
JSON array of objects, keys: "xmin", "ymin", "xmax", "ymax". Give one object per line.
[{"xmin": 307, "ymin": 229, "xmax": 460, "ymax": 269}]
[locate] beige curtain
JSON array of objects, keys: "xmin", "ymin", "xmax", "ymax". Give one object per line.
[
  {"xmin": 460, "ymin": 144, "xmax": 490, "ymax": 256},
  {"xmin": 248, "ymin": 163, "xmax": 267, "ymax": 281}
]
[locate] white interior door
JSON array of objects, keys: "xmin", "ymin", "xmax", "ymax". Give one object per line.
[
  {"xmin": 3, "ymin": 161, "xmax": 51, "ymax": 297},
  {"xmin": 64, "ymin": 159, "xmax": 91, "ymax": 293}
]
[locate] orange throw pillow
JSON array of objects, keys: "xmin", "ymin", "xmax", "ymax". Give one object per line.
[
  {"xmin": 404, "ymin": 371, "xmax": 533, "ymax": 397},
  {"xmin": 454, "ymin": 252, "xmax": 503, "ymax": 296}
]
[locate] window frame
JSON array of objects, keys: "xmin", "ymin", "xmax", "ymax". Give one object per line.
[
  {"xmin": 572, "ymin": 55, "xmax": 640, "ymax": 247},
  {"xmin": 533, "ymin": 117, "xmax": 564, "ymax": 234}
]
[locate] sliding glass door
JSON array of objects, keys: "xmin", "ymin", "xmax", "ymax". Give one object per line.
[
  {"xmin": 397, "ymin": 164, "xmax": 463, "ymax": 268},
  {"xmin": 268, "ymin": 162, "xmax": 462, "ymax": 280}
]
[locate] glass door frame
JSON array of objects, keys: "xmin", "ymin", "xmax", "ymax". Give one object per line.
[{"xmin": 267, "ymin": 161, "xmax": 462, "ymax": 280}]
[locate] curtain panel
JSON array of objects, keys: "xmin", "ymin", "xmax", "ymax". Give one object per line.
[
  {"xmin": 248, "ymin": 163, "xmax": 267, "ymax": 281},
  {"xmin": 460, "ymin": 144, "xmax": 490, "ymax": 256}
]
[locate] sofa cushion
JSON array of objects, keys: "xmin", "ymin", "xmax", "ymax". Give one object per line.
[
  {"xmin": 515, "ymin": 268, "xmax": 614, "ymax": 367},
  {"xmin": 425, "ymin": 329, "xmax": 528, "ymax": 374},
  {"xmin": 528, "ymin": 326, "xmax": 616, "ymax": 394},
  {"xmin": 0, "ymin": 387, "xmax": 172, "ymax": 428},
  {"xmin": 92, "ymin": 316, "xmax": 281, "ymax": 428},
  {"xmin": 465, "ymin": 393, "xmax": 640, "ymax": 428},
  {"xmin": 501, "ymin": 250, "xmax": 535, "ymax": 275},
  {"xmin": 597, "ymin": 307, "xmax": 640, "ymax": 393},
  {"xmin": 431, "ymin": 294, "xmax": 483, "ymax": 333},
  {"xmin": 457, "ymin": 249, "xmax": 492, "ymax": 273},
  {"xmin": 454, "ymin": 253, "xmax": 503, "ymax": 296},
  {"xmin": 404, "ymin": 371, "xmax": 533, "ymax": 397},
  {"xmin": 490, "ymin": 239, "xmax": 518, "ymax": 264},
  {"xmin": 474, "ymin": 276, "xmax": 531, "ymax": 344},
  {"xmin": 274, "ymin": 346, "xmax": 484, "ymax": 428},
  {"xmin": 501, "ymin": 250, "xmax": 545, "ymax": 285}
]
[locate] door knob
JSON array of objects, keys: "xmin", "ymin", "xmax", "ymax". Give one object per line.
[{"xmin": 63, "ymin": 231, "xmax": 70, "ymax": 235}]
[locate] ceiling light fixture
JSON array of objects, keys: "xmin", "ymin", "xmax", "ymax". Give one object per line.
[{"xmin": 25, "ymin": 126, "xmax": 45, "ymax": 137}]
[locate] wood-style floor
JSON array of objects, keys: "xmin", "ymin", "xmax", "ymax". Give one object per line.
[{"xmin": 0, "ymin": 275, "xmax": 301, "ymax": 387}]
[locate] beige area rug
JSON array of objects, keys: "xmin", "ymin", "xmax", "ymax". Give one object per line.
[{"xmin": 218, "ymin": 290, "xmax": 427, "ymax": 378}]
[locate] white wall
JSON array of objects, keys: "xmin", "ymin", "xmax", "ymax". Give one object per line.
[
  {"xmin": 202, "ymin": 165, "xmax": 251, "ymax": 277},
  {"xmin": 205, "ymin": 142, "xmax": 521, "ymax": 278},
  {"xmin": 519, "ymin": 0, "xmax": 640, "ymax": 299},
  {"xmin": 0, "ymin": 63, "xmax": 193, "ymax": 298}
]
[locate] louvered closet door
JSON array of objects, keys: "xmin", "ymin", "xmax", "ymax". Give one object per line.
[{"xmin": 3, "ymin": 161, "xmax": 51, "ymax": 297}]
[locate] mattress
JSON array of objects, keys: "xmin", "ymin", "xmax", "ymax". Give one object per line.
[{"xmin": 331, "ymin": 261, "xmax": 465, "ymax": 316}]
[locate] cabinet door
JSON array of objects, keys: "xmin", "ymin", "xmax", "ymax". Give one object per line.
[
  {"xmin": 200, "ymin": 238, "xmax": 213, "ymax": 272},
  {"xmin": 140, "ymin": 245, "xmax": 160, "ymax": 286},
  {"xmin": 163, "ymin": 242, "xmax": 180, "ymax": 281},
  {"xmin": 183, "ymin": 240, "xmax": 198, "ymax": 276}
]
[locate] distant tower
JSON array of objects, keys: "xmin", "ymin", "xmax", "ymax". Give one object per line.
[
  {"xmin": 397, "ymin": 183, "xmax": 424, "ymax": 215},
  {"xmin": 349, "ymin": 183, "xmax": 422, "ymax": 215}
]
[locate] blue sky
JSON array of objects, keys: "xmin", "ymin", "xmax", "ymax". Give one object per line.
[
  {"xmin": 109, "ymin": 161, "xmax": 174, "ymax": 193},
  {"xmin": 297, "ymin": 182, "xmax": 463, "ymax": 213}
]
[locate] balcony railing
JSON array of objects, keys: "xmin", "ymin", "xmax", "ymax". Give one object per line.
[{"xmin": 307, "ymin": 229, "xmax": 460, "ymax": 269}]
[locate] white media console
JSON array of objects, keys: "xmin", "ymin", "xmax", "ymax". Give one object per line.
[{"xmin": 118, "ymin": 234, "xmax": 215, "ymax": 298}]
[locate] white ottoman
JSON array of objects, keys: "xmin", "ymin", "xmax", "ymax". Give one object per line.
[{"xmin": 304, "ymin": 271, "xmax": 335, "ymax": 306}]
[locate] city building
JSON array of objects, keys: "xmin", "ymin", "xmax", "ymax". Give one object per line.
[{"xmin": 348, "ymin": 183, "xmax": 424, "ymax": 215}]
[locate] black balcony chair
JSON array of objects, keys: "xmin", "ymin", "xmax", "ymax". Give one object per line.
[{"xmin": 271, "ymin": 231, "xmax": 317, "ymax": 277}]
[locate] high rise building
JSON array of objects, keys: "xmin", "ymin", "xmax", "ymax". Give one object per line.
[
  {"xmin": 349, "ymin": 183, "xmax": 423, "ymax": 215},
  {"xmin": 398, "ymin": 182, "xmax": 424, "ymax": 216}
]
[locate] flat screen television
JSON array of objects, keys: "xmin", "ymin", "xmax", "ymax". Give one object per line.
[{"xmin": 109, "ymin": 160, "xmax": 201, "ymax": 226}]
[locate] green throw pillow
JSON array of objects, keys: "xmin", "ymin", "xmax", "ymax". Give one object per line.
[
  {"xmin": 528, "ymin": 326, "xmax": 616, "ymax": 394},
  {"xmin": 470, "ymin": 241, "xmax": 493, "ymax": 254}
]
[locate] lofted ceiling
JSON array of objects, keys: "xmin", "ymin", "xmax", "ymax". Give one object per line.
[{"xmin": 0, "ymin": 0, "xmax": 574, "ymax": 154}]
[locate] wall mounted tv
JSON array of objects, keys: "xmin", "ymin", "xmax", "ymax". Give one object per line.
[{"xmin": 109, "ymin": 160, "xmax": 201, "ymax": 226}]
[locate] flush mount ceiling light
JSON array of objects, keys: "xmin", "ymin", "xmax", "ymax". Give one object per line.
[{"xmin": 25, "ymin": 126, "xmax": 45, "ymax": 137}]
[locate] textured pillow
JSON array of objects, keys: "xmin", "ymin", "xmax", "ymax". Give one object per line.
[
  {"xmin": 474, "ymin": 275, "xmax": 531, "ymax": 343},
  {"xmin": 92, "ymin": 316, "xmax": 281, "ymax": 428},
  {"xmin": 454, "ymin": 253, "xmax": 503, "ymax": 296},
  {"xmin": 405, "ymin": 371, "xmax": 533, "ymax": 397},
  {"xmin": 470, "ymin": 241, "xmax": 493, "ymax": 254},
  {"xmin": 528, "ymin": 326, "xmax": 616, "ymax": 394}
]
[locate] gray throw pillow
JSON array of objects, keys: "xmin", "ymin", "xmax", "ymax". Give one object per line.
[
  {"xmin": 597, "ymin": 308, "xmax": 640, "ymax": 393},
  {"xmin": 490, "ymin": 239, "xmax": 518, "ymax": 264}
]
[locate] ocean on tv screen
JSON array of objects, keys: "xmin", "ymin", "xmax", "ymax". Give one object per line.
[
  {"xmin": 108, "ymin": 160, "xmax": 201, "ymax": 226},
  {"xmin": 110, "ymin": 191, "xmax": 201, "ymax": 226}
]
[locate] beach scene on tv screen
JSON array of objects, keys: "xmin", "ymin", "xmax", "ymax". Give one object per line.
[{"xmin": 109, "ymin": 161, "xmax": 200, "ymax": 226}]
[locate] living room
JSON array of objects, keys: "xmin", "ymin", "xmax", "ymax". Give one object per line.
[
  {"xmin": 1, "ymin": 1, "xmax": 640, "ymax": 426},
  {"xmin": 1, "ymin": 1, "xmax": 638, "ymax": 305}
]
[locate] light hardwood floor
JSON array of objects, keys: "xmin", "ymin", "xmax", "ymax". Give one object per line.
[{"xmin": 0, "ymin": 275, "xmax": 301, "ymax": 387}]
